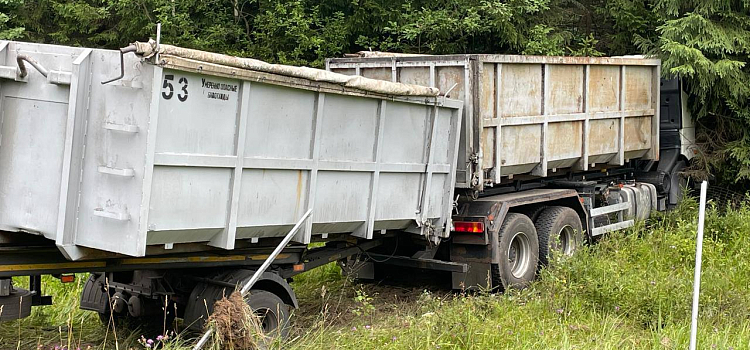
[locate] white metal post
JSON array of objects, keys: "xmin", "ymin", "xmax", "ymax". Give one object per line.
[
  {"xmin": 155, "ymin": 23, "xmax": 161, "ymax": 62},
  {"xmin": 689, "ymin": 180, "xmax": 708, "ymax": 350}
]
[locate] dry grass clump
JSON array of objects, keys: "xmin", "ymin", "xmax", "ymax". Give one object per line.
[{"xmin": 206, "ymin": 291, "xmax": 267, "ymax": 350}]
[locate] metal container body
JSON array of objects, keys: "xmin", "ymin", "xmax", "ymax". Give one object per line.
[
  {"xmin": 327, "ymin": 55, "xmax": 660, "ymax": 191},
  {"xmin": 0, "ymin": 41, "xmax": 463, "ymax": 259}
]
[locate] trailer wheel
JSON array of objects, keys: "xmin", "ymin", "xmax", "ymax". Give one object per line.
[
  {"xmin": 491, "ymin": 213, "xmax": 539, "ymax": 291},
  {"xmin": 0, "ymin": 287, "xmax": 32, "ymax": 321},
  {"xmin": 246, "ymin": 290, "xmax": 290, "ymax": 338},
  {"xmin": 535, "ymin": 206, "xmax": 583, "ymax": 266}
]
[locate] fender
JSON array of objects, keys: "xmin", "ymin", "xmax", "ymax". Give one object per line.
[{"xmin": 183, "ymin": 269, "xmax": 298, "ymax": 331}]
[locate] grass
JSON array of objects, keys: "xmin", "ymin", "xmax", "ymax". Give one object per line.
[{"xmin": 2, "ymin": 197, "xmax": 749, "ymax": 349}]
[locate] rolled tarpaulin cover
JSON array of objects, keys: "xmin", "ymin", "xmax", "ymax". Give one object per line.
[{"xmin": 133, "ymin": 40, "xmax": 440, "ymax": 97}]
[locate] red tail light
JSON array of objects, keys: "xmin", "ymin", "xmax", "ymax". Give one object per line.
[
  {"xmin": 453, "ymin": 221, "xmax": 485, "ymax": 233},
  {"xmin": 60, "ymin": 275, "xmax": 75, "ymax": 283}
]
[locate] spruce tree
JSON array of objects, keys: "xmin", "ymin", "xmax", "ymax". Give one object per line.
[{"xmin": 649, "ymin": 0, "xmax": 750, "ymax": 182}]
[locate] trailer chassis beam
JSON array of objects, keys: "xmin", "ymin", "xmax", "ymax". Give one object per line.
[
  {"xmin": 366, "ymin": 253, "xmax": 469, "ymax": 273},
  {"xmin": 285, "ymin": 239, "xmax": 385, "ymax": 277}
]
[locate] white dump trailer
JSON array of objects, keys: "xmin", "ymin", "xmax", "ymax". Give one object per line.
[{"xmin": 0, "ymin": 41, "xmax": 462, "ymax": 261}]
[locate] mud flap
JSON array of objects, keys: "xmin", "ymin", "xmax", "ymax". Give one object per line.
[
  {"xmin": 79, "ymin": 274, "xmax": 108, "ymax": 314},
  {"xmin": 451, "ymin": 262, "xmax": 492, "ymax": 291}
]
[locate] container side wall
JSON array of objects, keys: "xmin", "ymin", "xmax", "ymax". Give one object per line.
[
  {"xmin": 329, "ymin": 54, "xmax": 659, "ymax": 188},
  {"xmin": 235, "ymin": 83, "xmax": 316, "ymax": 239},
  {"xmin": 494, "ymin": 64, "xmax": 544, "ymax": 176},
  {"xmin": 0, "ymin": 43, "xmax": 74, "ymax": 238},
  {"xmin": 143, "ymin": 68, "xmax": 461, "ymax": 248},
  {"xmin": 146, "ymin": 70, "xmax": 241, "ymax": 247},
  {"xmin": 0, "ymin": 88, "xmax": 69, "ymax": 237},
  {"xmin": 331, "ymin": 62, "xmax": 475, "ymax": 190}
]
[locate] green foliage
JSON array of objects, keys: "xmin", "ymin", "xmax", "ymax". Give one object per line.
[
  {"xmin": 600, "ymin": 0, "xmax": 660, "ymax": 55},
  {"xmin": 351, "ymin": 289, "xmax": 375, "ymax": 317},
  {"xmin": 280, "ymin": 199, "xmax": 750, "ymax": 350},
  {"xmin": 249, "ymin": 0, "xmax": 348, "ymax": 66},
  {"xmin": 0, "ymin": 0, "xmax": 615, "ymax": 64},
  {"xmin": 522, "ymin": 24, "xmax": 567, "ymax": 55},
  {"xmin": 641, "ymin": 0, "xmax": 750, "ymax": 184},
  {"xmin": 568, "ymin": 33, "xmax": 604, "ymax": 57},
  {"xmin": 0, "ymin": 0, "xmax": 23, "ymax": 40}
]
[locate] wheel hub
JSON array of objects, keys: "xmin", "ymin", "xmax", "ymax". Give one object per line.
[
  {"xmin": 553, "ymin": 225, "xmax": 575, "ymax": 255},
  {"xmin": 255, "ymin": 307, "xmax": 279, "ymax": 334},
  {"xmin": 508, "ymin": 231, "xmax": 531, "ymax": 278}
]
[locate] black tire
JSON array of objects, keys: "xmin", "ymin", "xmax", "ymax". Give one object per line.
[
  {"xmin": 0, "ymin": 287, "xmax": 32, "ymax": 321},
  {"xmin": 668, "ymin": 160, "xmax": 687, "ymax": 209},
  {"xmin": 246, "ymin": 290, "xmax": 290, "ymax": 338},
  {"xmin": 519, "ymin": 204, "xmax": 548, "ymax": 222},
  {"xmin": 535, "ymin": 206, "xmax": 583, "ymax": 267},
  {"xmin": 491, "ymin": 213, "xmax": 539, "ymax": 291},
  {"xmin": 96, "ymin": 293, "xmax": 126, "ymax": 327}
]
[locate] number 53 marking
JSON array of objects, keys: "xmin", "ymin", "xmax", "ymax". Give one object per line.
[{"xmin": 162, "ymin": 74, "xmax": 189, "ymax": 102}]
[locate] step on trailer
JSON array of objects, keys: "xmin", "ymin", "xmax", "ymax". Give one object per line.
[{"xmin": 0, "ymin": 41, "xmax": 693, "ymax": 336}]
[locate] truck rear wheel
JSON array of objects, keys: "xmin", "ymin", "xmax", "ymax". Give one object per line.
[
  {"xmin": 491, "ymin": 213, "xmax": 539, "ymax": 291},
  {"xmin": 535, "ymin": 206, "xmax": 583, "ymax": 266}
]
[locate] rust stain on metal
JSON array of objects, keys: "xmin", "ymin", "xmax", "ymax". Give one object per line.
[
  {"xmin": 437, "ymin": 66, "xmax": 465, "ymax": 99},
  {"xmin": 548, "ymin": 121, "xmax": 583, "ymax": 160},
  {"xmin": 328, "ymin": 53, "xmax": 659, "ymax": 181},
  {"xmin": 500, "ymin": 124, "xmax": 541, "ymax": 166},
  {"xmin": 361, "ymin": 67, "xmax": 391, "ymax": 81},
  {"xmin": 479, "ymin": 63, "xmax": 495, "ymax": 120},
  {"xmin": 295, "ymin": 170, "xmax": 303, "ymax": 216},
  {"xmin": 624, "ymin": 66, "xmax": 652, "ymax": 110},
  {"xmin": 624, "ymin": 116, "xmax": 652, "ymax": 151},
  {"xmin": 547, "ymin": 65, "xmax": 584, "ymax": 114},
  {"xmin": 588, "ymin": 66, "xmax": 620, "ymax": 112},
  {"xmin": 498, "ymin": 64, "xmax": 542, "ymax": 117},
  {"xmin": 398, "ymin": 67, "xmax": 431, "ymax": 87},
  {"xmin": 481, "ymin": 128, "xmax": 494, "ymax": 169},
  {"xmin": 478, "ymin": 54, "xmax": 660, "ymax": 66},
  {"xmin": 588, "ymin": 119, "xmax": 619, "ymax": 155}
]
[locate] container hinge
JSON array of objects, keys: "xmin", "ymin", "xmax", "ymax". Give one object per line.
[
  {"xmin": 470, "ymin": 152, "xmax": 479, "ymax": 162},
  {"xmin": 0, "ymin": 66, "xmax": 71, "ymax": 84},
  {"xmin": 46, "ymin": 70, "xmax": 73, "ymax": 85},
  {"xmin": 0, "ymin": 54, "xmax": 74, "ymax": 85},
  {"xmin": 97, "ymin": 166, "xmax": 135, "ymax": 177},
  {"xmin": 93, "ymin": 209, "xmax": 130, "ymax": 221},
  {"xmin": 468, "ymin": 152, "xmax": 481, "ymax": 188},
  {"xmin": 103, "ymin": 122, "xmax": 139, "ymax": 133},
  {"xmin": 419, "ymin": 220, "xmax": 440, "ymax": 244},
  {"xmin": 0, "ymin": 65, "xmax": 25, "ymax": 82}
]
